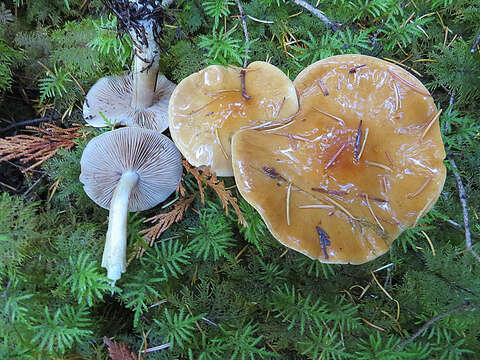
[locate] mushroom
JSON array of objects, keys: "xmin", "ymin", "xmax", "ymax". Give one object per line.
[
  {"xmin": 168, "ymin": 61, "xmax": 299, "ymax": 176},
  {"xmin": 83, "ymin": 0, "xmax": 175, "ymax": 131},
  {"xmin": 83, "ymin": 73, "xmax": 176, "ymax": 131},
  {"xmin": 231, "ymin": 54, "xmax": 446, "ymax": 264},
  {"xmin": 80, "ymin": 127, "xmax": 182, "ymax": 283}
]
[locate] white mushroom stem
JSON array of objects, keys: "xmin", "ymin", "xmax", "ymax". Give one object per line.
[
  {"xmin": 131, "ymin": 51, "xmax": 159, "ymax": 109},
  {"xmin": 102, "ymin": 170, "xmax": 139, "ymax": 285},
  {"xmin": 130, "ymin": 7, "xmax": 159, "ymax": 109}
]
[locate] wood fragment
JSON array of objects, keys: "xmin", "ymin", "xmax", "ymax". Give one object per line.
[
  {"xmin": 311, "ymin": 187, "xmax": 348, "ymax": 197},
  {"xmin": 240, "ymin": 69, "xmax": 251, "ymax": 100},
  {"xmin": 421, "ymin": 109, "xmax": 442, "ymax": 139},
  {"xmin": 365, "ymin": 194, "xmax": 385, "ymax": 232},
  {"xmin": 365, "ymin": 160, "xmax": 393, "ymax": 172},
  {"xmin": 316, "ymin": 226, "xmax": 331, "ymax": 259},
  {"xmin": 349, "ymin": 64, "xmax": 367, "ymax": 74},
  {"xmin": 316, "ymin": 79, "xmax": 329, "ymax": 96},
  {"xmin": 407, "ymin": 177, "xmax": 432, "ymax": 198},
  {"xmin": 324, "ymin": 143, "xmax": 346, "ymax": 170},
  {"xmin": 286, "ymin": 182, "xmax": 292, "ymax": 226},
  {"xmin": 387, "ymin": 69, "xmax": 430, "ymax": 97},
  {"xmin": 357, "ymin": 128, "xmax": 369, "ymax": 161},
  {"xmin": 357, "ymin": 193, "xmax": 388, "ymax": 203},
  {"xmin": 312, "ymin": 107, "xmax": 346, "ymax": 126},
  {"xmin": 263, "ymin": 166, "xmax": 280, "ymax": 178}
]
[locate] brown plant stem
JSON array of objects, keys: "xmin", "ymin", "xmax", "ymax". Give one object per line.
[
  {"xmin": 235, "ymin": 0, "xmax": 249, "ymax": 68},
  {"xmin": 448, "ymin": 158, "xmax": 480, "ymax": 263},
  {"xmin": 0, "ymin": 115, "xmax": 59, "ymax": 133},
  {"xmin": 289, "ymin": 0, "xmax": 339, "ymax": 31},
  {"xmin": 396, "ymin": 302, "xmax": 479, "ymax": 350}
]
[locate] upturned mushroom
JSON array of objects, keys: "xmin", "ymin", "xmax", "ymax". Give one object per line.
[
  {"xmin": 231, "ymin": 54, "xmax": 446, "ymax": 264},
  {"xmin": 83, "ymin": 0, "xmax": 175, "ymax": 131},
  {"xmin": 168, "ymin": 61, "xmax": 299, "ymax": 176},
  {"xmin": 80, "ymin": 127, "xmax": 182, "ymax": 283}
]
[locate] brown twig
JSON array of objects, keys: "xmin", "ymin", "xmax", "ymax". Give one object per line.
[
  {"xmin": 448, "ymin": 158, "xmax": 480, "ymax": 263},
  {"xmin": 289, "ymin": 0, "xmax": 339, "ymax": 31},
  {"xmin": 396, "ymin": 302, "xmax": 479, "ymax": 350},
  {"xmin": 235, "ymin": 0, "xmax": 249, "ymax": 68},
  {"xmin": 0, "ymin": 115, "xmax": 60, "ymax": 133}
]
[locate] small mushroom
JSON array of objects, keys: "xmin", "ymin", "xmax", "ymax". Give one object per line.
[
  {"xmin": 80, "ymin": 127, "xmax": 182, "ymax": 283},
  {"xmin": 168, "ymin": 61, "xmax": 299, "ymax": 176},
  {"xmin": 83, "ymin": 0, "xmax": 175, "ymax": 131},
  {"xmin": 83, "ymin": 73, "xmax": 176, "ymax": 131},
  {"xmin": 231, "ymin": 54, "xmax": 446, "ymax": 264}
]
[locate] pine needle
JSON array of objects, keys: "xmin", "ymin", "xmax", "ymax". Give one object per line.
[
  {"xmin": 312, "ymin": 107, "xmax": 346, "ymax": 126},
  {"xmin": 324, "ymin": 143, "xmax": 346, "ymax": 170},
  {"xmin": 215, "ymin": 127, "xmax": 229, "ymax": 159},
  {"xmin": 407, "ymin": 177, "xmax": 432, "ymax": 198},
  {"xmin": 299, "ymin": 204, "xmax": 334, "ymax": 209},
  {"xmin": 357, "ymin": 128, "xmax": 369, "ymax": 161},
  {"xmin": 421, "ymin": 230, "xmax": 436, "ymax": 256},
  {"xmin": 365, "ymin": 160, "xmax": 393, "ymax": 172},
  {"xmin": 365, "ymin": 194, "xmax": 385, "ymax": 232},
  {"xmin": 387, "ymin": 69, "xmax": 430, "ymax": 97},
  {"xmin": 421, "ymin": 109, "xmax": 442, "ymax": 139},
  {"xmin": 286, "ymin": 182, "xmax": 292, "ymax": 226}
]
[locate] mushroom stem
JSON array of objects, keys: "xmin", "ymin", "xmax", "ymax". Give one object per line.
[
  {"xmin": 131, "ymin": 52, "xmax": 158, "ymax": 109},
  {"xmin": 130, "ymin": 17, "xmax": 159, "ymax": 109},
  {"xmin": 102, "ymin": 170, "xmax": 139, "ymax": 284}
]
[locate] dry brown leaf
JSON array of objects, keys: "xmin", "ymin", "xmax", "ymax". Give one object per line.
[
  {"xmin": 103, "ymin": 337, "xmax": 140, "ymax": 360},
  {"xmin": 183, "ymin": 160, "xmax": 247, "ymax": 227},
  {"xmin": 0, "ymin": 123, "xmax": 83, "ymax": 171}
]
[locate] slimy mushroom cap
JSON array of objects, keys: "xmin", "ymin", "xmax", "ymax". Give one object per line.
[
  {"xmin": 232, "ymin": 54, "xmax": 446, "ymax": 264},
  {"xmin": 168, "ymin": 61, "xmax": 299, "ymax": 176}
]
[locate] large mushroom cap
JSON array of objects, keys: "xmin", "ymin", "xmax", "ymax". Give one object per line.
[
  {"xmin": 80, "ymin": 127, "xmax": 182, "ymax": 212},
  {"xmin": 232, "ymin": 54, "xmax": 446, "ymax": 264},
  {"xmin": 168, "ymin": 61, "xmax": 299, "ymax": 176},
  {"xmin": 83, "ymin": 73, "xmax": 176, "ymax": 132}
]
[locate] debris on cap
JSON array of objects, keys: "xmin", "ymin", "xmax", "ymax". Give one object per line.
[
  {"xmin": 231, "ymin": 54, "xmax": 446, "ymax": 264},
  {"xmin": 168, "ymin": 61, "xmax": 299, "ymax": 176}
]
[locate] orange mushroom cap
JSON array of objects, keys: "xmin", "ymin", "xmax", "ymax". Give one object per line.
[
  {"xmin": 232, "ymin": 54, "xmax": 446, "ymax": 264},
  {"xmin": 168, "ymin": 61, "xmax": 299, "ymax": 176}
]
